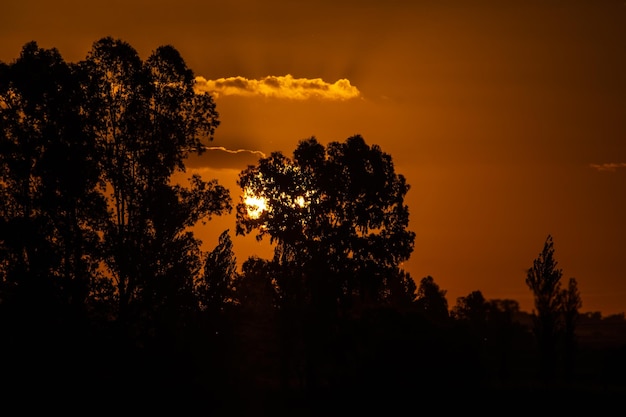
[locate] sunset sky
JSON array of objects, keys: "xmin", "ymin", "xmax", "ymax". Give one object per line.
[{"xmin": 2, "ymin": 0, "xmax": 625, "ymax": 315}]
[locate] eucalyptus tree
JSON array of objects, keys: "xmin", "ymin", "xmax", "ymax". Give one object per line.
[
  {"xmin": 236, "ymin": 135, "xmax": 416, "ymax": 316},
  {"xmin": 236, "ymin": 135, "xmax": 416, "ymax": 392},
  {"xmin": 78, "ymin": 37, "xmax": 230, "ymax": 327},
  {"xmin": 0, "ymin": 42, "xmax": 106, "ymax": 316}
]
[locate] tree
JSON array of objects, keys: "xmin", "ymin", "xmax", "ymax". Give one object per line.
[
  {"xmin": 235, "ymin": 135, "xmax": 416, "ymax": 395},
  {"xmin": 561, "ymin": 277, "xmax": 582, "ymax": 380},
  {"xmin": 236, "ymin": 135, "xmax": 416, "ymax": 316},
  {"xmin": 383, "ymin": 268, "xmax": 418, "ymax": 312},
  {"xmin": 451, "ymin": 290, "xmax": 487, "ymax": 323},
  {"xmin": 485, "ymin": 298, "xmax": 534, "ymax": 383},
  {"xmin": 0, "ymin": 42, "xmax": 107, "ymax": 319},
  {"xmin": 525, "ymin": 234, "xmax": 563, "ymax": 381},
  {"xmin": 78, "ymin": 37, "xmax": 230, "ymax": 329},
  {"xmin": 415, "ymin": 275, "xmax": 449, "ymax": 323},
  {"xmin": 230, "ymin": 257, "xmax": 282, "ymax": 391},
  {"xmin": 1, "ymin": 37, "xmax": 234, "ymax": 403},
  {"xmin": 198, "ymin": 229, "xmax": 238, "ymax": 313},
  {"xmin": 0, "ymin": 43, "xmax": 117, "ymax": 400}
]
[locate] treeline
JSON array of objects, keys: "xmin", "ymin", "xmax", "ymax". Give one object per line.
[{"xmin": 1, "ymin": 38, "xmax": 624, "ymax": 413}]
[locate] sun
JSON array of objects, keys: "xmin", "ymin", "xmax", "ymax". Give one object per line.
[{"xmin": 243, "ymin": 188, "xmax": 268, "ymax": 219}]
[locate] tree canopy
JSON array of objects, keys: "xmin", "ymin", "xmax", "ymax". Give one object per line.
[
  {"xmin": 235, "ymin": 135, "xmax": 416, "ymax": 315},
  {"xmin": 0, "ymin": 38, "xmax": 231, "ymax": 330}
]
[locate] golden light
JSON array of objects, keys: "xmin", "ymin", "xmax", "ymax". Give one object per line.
[
  {"xmin": 294, "ymin": 195, "xmax": 306, "ymax": 208},
  {"xmin": 243, "ymin": 188, "xmax": 268, "ymax": 219}
]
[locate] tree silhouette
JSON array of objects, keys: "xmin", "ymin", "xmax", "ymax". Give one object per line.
[
  {"xmin": 1, "ymin": 40, "xmax": 233, "ymax": 401},
  {"xmin": 526, "ymin": 234, "xmax": 563, "ymax": 381},
  {"xmin": 198, "ymin": 229, "xmax": 238, "ymax": 314},
  {"xmin": 0, "ymin": 42, "xmax": 107, "ymax": 320},
  {"xmin": 415, "ymin": 275, "xmax": 449, "ymax": 323},
  {"xmin": 383, "ymin": 268, "xmax": 417, "ymax": 312},
  {"xmin": 485, "ymin": 298, "xmax": 533, "ymax": 383},
  {"xmin": 0, "ymin": 42, "xmax": 115, "ymax": 405},
  {"xmin": 235, "ymin": 135, "xmax": 416, "ymax": 396},
  {"xmin": 451, "ymin": 290, "xmax": 488, "ymax": 323},
  {"xmin": 451, "ymin": 293, "xmax": 534, "ymax": 384},
  {"xmin": 236, "ymin": 135, "xmax": 415, "ymax": 315},
  {"xmin": 561, "ymin": 277, "xmax": 582, "ymax": 380},
  {"xmin": 229, "ymin": 256, "xmax": 282, "ymax": 396},
  {"xmin": 78, "ymin": 37, "xmax": 230, "ymax": 330}
]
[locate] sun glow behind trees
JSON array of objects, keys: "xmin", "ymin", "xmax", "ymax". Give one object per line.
[
  {"xmin": 243, "ymin": 188, "xmax": 267, "ymax": 219},
  {"xmin": 242, "ymin": 186, "xmax": 310, "ymax": 219}
]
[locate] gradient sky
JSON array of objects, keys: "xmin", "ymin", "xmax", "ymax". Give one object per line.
[{"xmin": 2, "ymin": 0, "xmax": 625, "ymax": 315}]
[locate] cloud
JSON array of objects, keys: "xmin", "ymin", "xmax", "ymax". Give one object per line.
[
  {"xmin": 589, "ymin": 162, "xmax": 626, "ymax": 172},
  {"xmin": 194, "ymin": 74, "xmax": 361, "ymax": 100},
  {"xmin": 202, "ymin": 146, "xmax": 266, "ymax": 159},
  {"xmin": 185, "ymin": 146, "xmax": 266, "ymax": 170}
]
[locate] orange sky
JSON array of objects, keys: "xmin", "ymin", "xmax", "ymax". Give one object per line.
[{"xmin": 2, "ymin": 0, "xmax": 626, "ymax": 315}]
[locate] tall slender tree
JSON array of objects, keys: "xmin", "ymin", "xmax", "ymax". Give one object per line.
[{"xmin": 526, "ymin": 234, "xmax": 563, "ymax": 381}]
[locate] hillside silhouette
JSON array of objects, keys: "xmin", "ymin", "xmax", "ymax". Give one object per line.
[{"xmin": 1, "ymin": 38, "xmax": 625, "ymax": 414}]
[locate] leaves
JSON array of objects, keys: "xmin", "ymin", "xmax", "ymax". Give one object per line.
[
  {"xmin": 235, "ymin": 135, "xmax": 416, "ymax": 312},
  {"xmin": 0, "ymin": 38, "xmax": 231, "ymax": 328}
]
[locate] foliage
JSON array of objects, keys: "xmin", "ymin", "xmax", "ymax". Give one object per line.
[
  {"xmin": 526, "ymin": 235, "xmax": 563, "ymax": 319},
  {"xmin": 77, "ymin": 37, "xmax": 231, "ymax": 326},
  {"xmin": 415, "ymin": 275, "xmax": 449, "ymax": 322},
  {"xmin": 561, "ymin": 276, "xmax": 582, "ymax": 378},
  {"xmin": 198, "ymin": 229, "xmax": 238, "ymax": 312},
  {"xmin": 0, "ymin": 38, "xmax": 231, "ymax": 334},
  {"xmin": 525, "ymin": 234, "xmax": 583, "ymax": 381},
  {"xmin": 451, "ymin": 290, "xmax": 487, "ymax": 322},
  {"xmin": 561, "ymin": 277, "xmax": 582, "ymax": 335},
  {"xmin": 0, "ymin": 42, "xmax": 107, "ymax": 317},
  {"xmin": 235, "ymin": 135, "xmax": 416, "ymax": 315}
]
